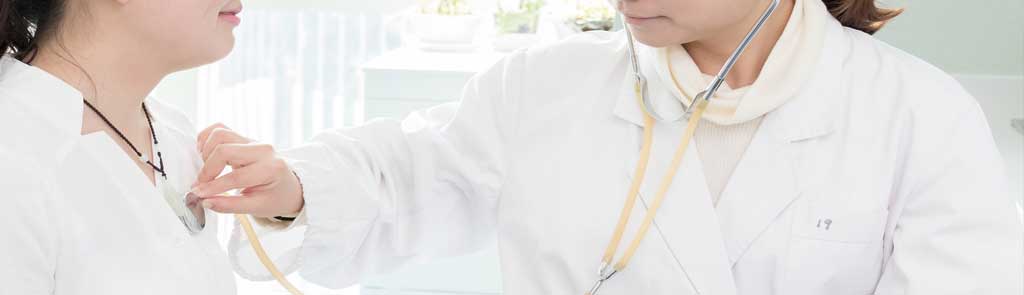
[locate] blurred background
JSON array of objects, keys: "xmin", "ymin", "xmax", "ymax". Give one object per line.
[{"xmin": 150, "ymin": 0, "xmax": 1024, "ymax": 294}]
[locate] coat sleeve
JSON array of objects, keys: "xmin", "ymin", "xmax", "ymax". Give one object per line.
[
  {"xmin": 876, "ymin": 99, "xmax": 1024, "ymax": 294},
  {"xmin": 229, "ymin": 50, "xmax": 526, "ymax": 288},
  {"xmin": 0, "ymin": 150, "xmax": 59, "ymax": 294}
]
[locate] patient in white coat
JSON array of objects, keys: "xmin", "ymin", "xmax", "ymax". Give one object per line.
[{"xmin": 0, "ymin": 0, "xmax": 244, "ymax": 294}]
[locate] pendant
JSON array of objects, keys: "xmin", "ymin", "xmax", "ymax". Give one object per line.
[{"xmin": 162, "ymin": 183, "xmax": 206, "ymax": 234}]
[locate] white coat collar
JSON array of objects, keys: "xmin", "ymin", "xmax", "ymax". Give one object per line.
[
  {"xmin": 611, "ymin": 17, "xmax": 846, "ymax": 143},
  {"xmin": 0, "ymin": 56, "xmax": 85, "ymax": 139},
  {"xmin": 1, "ymin": 56, "xmax": 205, "ymax": 240}
]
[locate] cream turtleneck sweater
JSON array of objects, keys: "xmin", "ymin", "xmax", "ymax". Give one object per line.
[{"xmin": 654, "ymin": 0, "xmax": 828, "ymax": 204}]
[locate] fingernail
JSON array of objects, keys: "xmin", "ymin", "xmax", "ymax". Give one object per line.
[
  {"xmin": 202, "ymin": 200, "xmax": 213, "ymax": 209},
  {"xmin": 191, "ymin": 186, "xmax": 204, "ymax": 196}
]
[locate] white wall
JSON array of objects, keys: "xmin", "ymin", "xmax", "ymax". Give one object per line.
[{"xmin": 876, "ymin": 0, "xmax": 1024, "ymax": 76}]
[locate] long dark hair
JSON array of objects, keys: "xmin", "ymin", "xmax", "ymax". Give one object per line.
[
  {"xmin": 822, "ymin": 0, "xmax": 903, "ymax": 35},
  {"xmin": 1, "ymin": 0, "xmax": 65, "ymax": 62}
]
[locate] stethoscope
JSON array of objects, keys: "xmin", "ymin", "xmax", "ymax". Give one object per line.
[{"xmin": 587, "ymin": 1, "xmax": 780, "ymax": 294}]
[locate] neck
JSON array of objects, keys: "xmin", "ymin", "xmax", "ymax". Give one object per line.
[
  {"xmin": 683, "ymin": 0, "xmax": 794, "ymax": 88},
  {"xmin": 30, "ymin": 26, "xmax": 167, "ymax": 127}
]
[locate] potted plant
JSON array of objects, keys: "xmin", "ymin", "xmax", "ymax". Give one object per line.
[
  {"xmin": 493, "ymin": 0, "xmax": 545, "ymax": 51},
  {"xmin": 546, "ymin": 0, "xmax": 616, "ymax": 40},
  {"xmin": 410, "ymin": 0, "xmax": 483, "ymax": 50},
  {"xmin": 572, "ymin": 4, "xmax": 614, "ymax": 32},
  {"xmin": 495, "ymin": 0, "xmax": 545, "ymax": 34}
]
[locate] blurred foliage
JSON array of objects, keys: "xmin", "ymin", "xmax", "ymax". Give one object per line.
[
  {"xmin": 573, "ymin": 5, "xmax": 614, "ymax": 32},
  {"xmin": 495, "ymin": 0, "xmax": 545, "ymax": 34},
  {"xmin": 420, "ymin": 0, "xmax": 472, "ymax": 15}
]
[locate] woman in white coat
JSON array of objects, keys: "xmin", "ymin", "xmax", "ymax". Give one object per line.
[
  {"xmin": 193, "ymin": 0, "xmax": 1024, "ymax": 294},
  {"xmin": 0, "ymin": 0, "xmax": 244, "ymax": 294}
]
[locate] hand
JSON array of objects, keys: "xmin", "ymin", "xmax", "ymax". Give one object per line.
[{"xmin": 191, "ymin": 123, "xmax": 304, "ymax": 218}]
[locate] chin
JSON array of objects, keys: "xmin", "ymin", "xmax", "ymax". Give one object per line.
[
  {"xmin": 630, "ymin": 30, "xmax": 691, "ymax": 48},
  {"xmin": 635, "ymin": 38, "xmax": 675, "ymax": 48},
  {"xmin": 211, "ymin": 36, "xmax": 237, "ymax": 61},
  {"xmin": 172, "ymin": 42, "xmax": 236, "ymax": 72},
  {"xmin": 633, "ymin": 36, "xmax": 680, "ymax": 48},
  {"xmin": 200, "ymin": 37, "xmax": 237, "ymax": 65}
]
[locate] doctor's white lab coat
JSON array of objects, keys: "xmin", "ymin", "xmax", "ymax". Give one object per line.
[
  {"xmin": 231, "ymin": 17, "xmax": 1023, "ymax": 295},
  {"xmin": 0, "ymin": 57, "xmax": 236, "ymax": 295}
]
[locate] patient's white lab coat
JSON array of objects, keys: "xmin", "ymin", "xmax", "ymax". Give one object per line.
[
  {"xmin": 231, "ymin": 17, "xmax": 1023, "ymax": 294},
  {"xmin": 0, "ymin": 57, "xmax": 236, "ymax": 294}
]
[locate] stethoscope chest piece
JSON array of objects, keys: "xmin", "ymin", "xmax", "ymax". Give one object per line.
[{"xmin": 162, "ymin": 183, "xmax": 206, "ymax": 234}]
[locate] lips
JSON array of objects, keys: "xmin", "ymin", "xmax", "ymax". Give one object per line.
[
  {"xmin": 623, "ymin": 14, "xmax": 663, "ymax": 25},
  {"xmin": 218, "ymin": 6, "xmax": 242, "ymax": 26},
  {"xmin": 219, "ymin": 8, "xmax": 242, "ymax": 16},
  {"xmin": 622, "ymin": 12, "xmax": 657, "ymax": 19}
]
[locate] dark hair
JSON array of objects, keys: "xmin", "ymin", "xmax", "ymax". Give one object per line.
[
  {"xmin": 822, "ymin": 0, "xmax": 903, "ymax": 35},
  {"xmin": 1, "ymin": 0, "xmax": 65, "ymax": 62}
]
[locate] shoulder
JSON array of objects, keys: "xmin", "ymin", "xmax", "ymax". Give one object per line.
[
  {"xmin": 0, "ymin": 147, "xmax": 53, "ymax": 208},
  {"xmin": 0, "ymin": 146, "xmax": 62, "ymax": 277},
  {"xmin": 522, "ymin": 30, "xmax": 626, "ymax": 65},
  {"xmin": 491, "ymin": 30, "xmax": 626, "ymax": 76},
  {"xmin": 0, "ymin": 56, "xmax": 86, "ymax": 166},
  {"xmin": 841, "ymin": 28, "xmax": 976, "ymax": 109},
  {"xmin": 0, "ymin": 147, "xmax": 44, "ymax": 182},
  {"xmin": 507, "ymin": 31, "xmax": 628, "ymax": 102},
  {"xmin": 838, "ymin": 28, "xmax": 979, "ymax": 127},
  {"xmin": 0, "ymin": 89, "xmax": 74, "ymax": 168},
  {"xmin": 471, "ymin": 31, "xmax": 627, "ymax": 104}
]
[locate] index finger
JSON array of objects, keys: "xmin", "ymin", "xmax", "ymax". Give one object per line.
[
  {"xmin": 195, "ymin": 143, "xmax": 269, "ymax": 184},
  {"xmin": 201, "ymin": 128, "xmax": 251, "ymax": 161},
  {"xmin": 197, "ymin": 123, "xmax": 229, "ymax": 151}
]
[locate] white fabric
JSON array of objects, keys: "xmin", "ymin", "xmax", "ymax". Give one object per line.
[
  {"xmin": 696, "ymin": 116, "xmax": 765, "ymax": 205},
  {"xmin": 654, "ymin": 0, "xmax": 827, "ymax": 125},
  {"xmin": 230, "ymin": 9, "xmax": 1023, "ymax": 295},
  {"xmin": 0, "ymin": 57, "xmax": 236, "ymax": 295}
]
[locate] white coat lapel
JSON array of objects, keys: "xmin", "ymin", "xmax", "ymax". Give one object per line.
[
  {"xmin": 636, "ymin": 118, "xmax": 738, "ymax": 295},
  {"xmin": 712, "ymin": 99, "xmax": 838, "ymax": 266},
  {"xmin": 612, "ymin": 48, "xmax": 737, "ymax": 294},
  {"xmin": 712, "ymin": 114, "xmax": 803, "ymax": 266},
  {"xmin": 713, "ymin": 19, "xmax": 846, "ymax": 266}
]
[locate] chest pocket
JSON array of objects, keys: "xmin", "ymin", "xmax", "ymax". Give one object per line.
[{"xmin": 784, "ymin": 194, "xmax": 888, "ymax": 295}]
